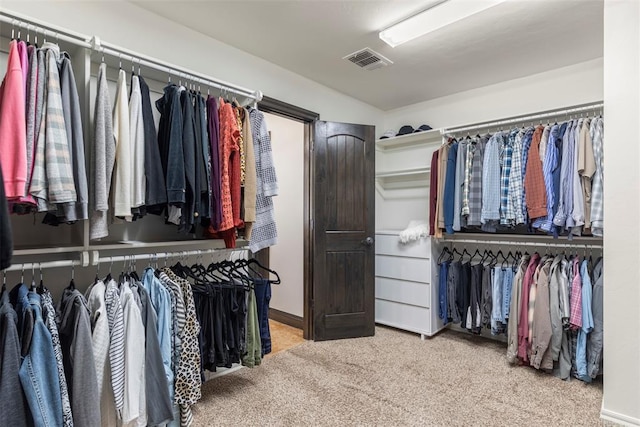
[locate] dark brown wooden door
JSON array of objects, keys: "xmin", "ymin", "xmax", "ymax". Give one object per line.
[{"xmin": 312, "ymin": 121, "xmax": 375, "ymax": 341}]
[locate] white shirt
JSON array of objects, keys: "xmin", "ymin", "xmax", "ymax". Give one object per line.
[
  {"xmin": 113, "ymin": 69, "xmax": 132, "ymax": 220},
  {"xmin": 129, "ymin": 75, "xmax": 146, "ymax": 209}
]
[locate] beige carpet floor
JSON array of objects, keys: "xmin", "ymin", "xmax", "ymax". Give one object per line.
[{"xmin": 193, "ymin": 326, "xmax": 603, "ymax": 426}]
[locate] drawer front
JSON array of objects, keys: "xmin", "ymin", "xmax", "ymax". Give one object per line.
[
  {"xmin": 375, "ymin": 234, "xmax": 430, "ymax": 259},
  {"xmin": 375, "ymin": 299, "xmax": 431, "ymax": 334},
  {"xmin": 375, "ymin": 277, "xmax": 429, "ymax": 308},
  {"xmin": 375, "ymin": 255, "xmax": 431, "ymax": 283}
]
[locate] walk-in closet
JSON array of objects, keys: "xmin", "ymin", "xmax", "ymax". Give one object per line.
[{"xmin": 0, "ymin": 0, "xmax": 638, "ymax": 425}]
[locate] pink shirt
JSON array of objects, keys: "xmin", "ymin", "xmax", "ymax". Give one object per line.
[
  {"xmin": 518, "ymin": 253, "xmax": 540, "ymax": 362},
  {"xmin": 0, "ymin": 40, "xmax": 27, "ymax": 199}
]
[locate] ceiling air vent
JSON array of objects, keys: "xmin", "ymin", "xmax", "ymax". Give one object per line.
[{"xmin": 343, "ymin": 47, "xmax": 393, "ymax": 71}]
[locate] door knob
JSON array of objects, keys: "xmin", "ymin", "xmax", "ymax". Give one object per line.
[{"xmin": 361, "ymin": 237, "xmax": 374, "ymax": 246}]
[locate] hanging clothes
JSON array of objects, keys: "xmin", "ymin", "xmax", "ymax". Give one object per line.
[
  {"xmin": 241, "ymin": 107, "xmax": 257, "ymax": 239},
  {"xmin": 58, "ymin": 52, "xmax": 88, "ymax": 222},
  {"xmin": 247, "ymin": 108, "xmax": 279, "ymax": 252},
  {"xmin": 11, "ymin": 284, "xmax": 64, "ymax": 426},
  {"xmin": 0, "ymin": 39, "xmax": 27, "ymax": 200},
  {"xmin": 90, "ymin": 62, "xmax": 116, "ymax": 240},
  {"xmin": 129, "ymin": 74, "xmax": 146, "ymax": 213},
  {"xmin": 138, "ymin": 76, "xmax": 167, "ymax": 213},
  {"xmin": 42, "ymin": 289, "xmax": 74, "ymax": 427},
  {"xmin": 0, "ymin": 163, "xmax": 12, "ymax": 271},
  {"xmin": 56, "ymin": 286, "xmax": 101, "ymax": 426},
  {"xmin": 0, "ymin": 290, "xmax": 28, "ymax": 425},
  {"xmin": 112, "ymin": 69, "xmax": 132, "ymax": 221}
]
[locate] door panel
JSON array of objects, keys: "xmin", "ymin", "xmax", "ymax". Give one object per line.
[{"xmin": 312, "ymin": 121, "xmax": 375, "ymax": 341}]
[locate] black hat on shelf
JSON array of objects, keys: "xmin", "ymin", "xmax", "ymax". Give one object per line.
[
  {"xmin": 396, "ymin": 125, "xmax": 415, "ymax": 136},
  {"xmin": 414, "ymin": 124, "xmax": 433, "ymax": 132}
]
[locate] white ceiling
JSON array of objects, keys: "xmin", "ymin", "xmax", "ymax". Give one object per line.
[{"xmin": 131, "ymin": 0, "xmax": 603, "ymax": 111}]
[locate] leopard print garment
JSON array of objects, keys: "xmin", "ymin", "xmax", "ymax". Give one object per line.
[{"xmin": 162, "ymin": 269, "xmax": 202, "ymax": 427}]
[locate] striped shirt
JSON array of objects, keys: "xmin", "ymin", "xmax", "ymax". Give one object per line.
[
  {"xmin": 554, "ymin": 120, "xmax": 575, "ymax": 229},
  {"xmin": 105, "ymin": 279, "xmax": 125, "ymax": 415},
  {"xmin": 467, "ymin": 135, "xmax": 488, "ymax": 226},
  {"xmin": 590, "ymin": 118, "xmax": 604, "ymax": 236}
]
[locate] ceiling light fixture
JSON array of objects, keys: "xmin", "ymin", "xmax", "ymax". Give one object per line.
[{"xmin": 379, "ymin": 0, "xmax": 508, "ymax": 48}]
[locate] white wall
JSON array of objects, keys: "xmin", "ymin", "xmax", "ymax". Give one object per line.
[
  {"xmin": 265, "ymin": 113, "xmax": 305, "ymax": 318},
  {"xmin": 382, "ymin": 58, "xmax": 603, "ymax": 136},
  {"xmin": 2, "ymin": 1, "xmax": 384, "ymax": 128},
  {"xmin": 602, "ymin": 0, "xmax": 640, "ymax": 424}
]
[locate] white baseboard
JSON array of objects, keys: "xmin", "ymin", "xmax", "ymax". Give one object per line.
[{"xmin": 601, "ymin": 408, "xmax": 640, "ymax": 426}]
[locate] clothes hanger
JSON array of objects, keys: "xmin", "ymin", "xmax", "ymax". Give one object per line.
[
  {"xmin": 69, "ymin": 263, "xmax": 76, "ymax": 290},
  {"xmin": 30, "ymin": 264, "xmax": 36, "ymax": 291},
  {"xmin": 247, "ymin": 258, "xmax": 281, "ymax": 284},
  {"xmin": 37, "ymin": 263, "xmax": 45, "ymax": 294},
  {"xmin": 437, "ymin": 247, "xmax": 451, "ymax": 264},
  {"xmin": 470, "ymin": 248, "xmax": 482, "ymax": 263}
]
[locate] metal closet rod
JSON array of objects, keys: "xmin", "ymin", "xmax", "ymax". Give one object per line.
[
  {"xmin": 0, "ymin": 12, "xmax": 92, "ymax": 48},
  {"xmin": 92, "ymin": 37, "xmax": 263, "ymax": 102},
  {"xmin": 442, "ymin": 101, "xmax": 604, "ymax": 135},
  {"xmin": 440, "ymin": 238, "xmax": 603, "ymax": 249},
  {"xmin": 3, "ymin": 259, "xmax": 83, "ymax": 273},
  {"xmin": 93, "ymin": 247, "xmax": 248, "ymax": 266}
]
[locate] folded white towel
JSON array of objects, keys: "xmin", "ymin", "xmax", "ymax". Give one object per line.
[{"xmin": 398, "ymin": 220, "xmax": 429, "ymax": 244}]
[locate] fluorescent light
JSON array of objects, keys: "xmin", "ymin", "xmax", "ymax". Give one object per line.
[{"xmin": 379, "ymin": 0, "xmax": 508, "ymax": 48}]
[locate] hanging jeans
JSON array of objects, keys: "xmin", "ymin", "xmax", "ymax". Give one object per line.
[
  {"xmin": 19, "ymin": 290, "xmax": 63, "ymax": 427},
  {"xmin": 253, "ymin": 279, "xmax": 272, "ymax": 355}
]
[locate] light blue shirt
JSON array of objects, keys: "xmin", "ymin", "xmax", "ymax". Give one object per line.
[
  {"xmin": 502, "ymin": 267, "xmax": 515, "ymax": 320},
  {"xmin": 491, "ymin": 266, "xmax": 504, "ymax": 334},
  {"xmin": 142, "ymin": 268, "xmax": 174, "ymax": 401},
  {"xmin": 554, "ymin": 120, "xmax": 575, "ymax": 228},
  {"xmin": 576, "ymin": 259, "xmax": 594, "ymax": 381},
  {"xmin": 481, "ymin": 134, "xmax": 501, "ymax": 225}
]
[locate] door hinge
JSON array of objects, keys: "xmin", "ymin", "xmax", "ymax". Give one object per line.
[
  {"xmin": 310, "ymin": 138, "xmax": 314, "ymax": 151},
  {"xmin": 310, "ymin": 218, "xmax": 314, "ymax": 231}
]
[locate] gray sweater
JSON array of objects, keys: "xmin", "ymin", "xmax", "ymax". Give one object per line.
[
  {"xmin": 59, "ymin": 53, "xmax": 88, "ymax": 221},
  {"xmin": 90, "ymin": 62, "xmax": 116, "ymax": 239}
]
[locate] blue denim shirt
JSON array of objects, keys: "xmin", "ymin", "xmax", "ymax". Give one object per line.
[
  {"xmin": 19, "ymin": 289, "xmax": 63, "ymax": 426},
  {"xmin": 444, "ymin": 142, "xmax": 459, "ymax": 234},
  {"xmin": 576, "ymin": 260, "xmax": 594, "ymax": 382},
  {"xmin": 142, "ymin": 268, "xmax": 173, "ymax": 402},
  {"xmin": 501, "ymin": 267, "xmax": 515, "ymax": 320}
]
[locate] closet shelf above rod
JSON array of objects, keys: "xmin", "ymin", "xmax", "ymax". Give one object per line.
[
  {"xmin": 442, "ymin": 101, "xmax": 603, "ymax": 135},
  {"xmin": 90, "ymin": 36, "xmax": 263, "ymax": 102},
  {"xmin": 439, "ymin": 237, "xmax": 602, "ymax": 249}
]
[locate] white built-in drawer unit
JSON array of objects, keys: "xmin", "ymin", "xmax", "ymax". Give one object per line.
[{"xmin": 374, "ymin": 231, "xmax": 444, "ymax": 338}]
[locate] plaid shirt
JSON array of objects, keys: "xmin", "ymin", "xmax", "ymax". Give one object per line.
[
  {"xmin": 524, "ymin": 126, "xmax": 548, "ymax": 219},
  {"xmin": 499, "ymin": 132, "xmax": 513, "ymax": 225},
  {"xmin": 467, "ymin": 135, "xmax": 487, "ymax": 226},
  {"xmin": 590, "ymin": 118, "xmax": 604, "ymax": 236},
  {"xmin": 569, "ymin": 257, "xmax": 583, "ymax": 330},
  {"xmin": 38, "ymin": 44, "xmax": 77, "ymax": 205},
  {"xmin": 506, "ymin": 129, "xmax": 523, "ymax": 225},
  {"xmin": 461, "ymin": 138, "xmax": 476, "ymax": 216}
]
